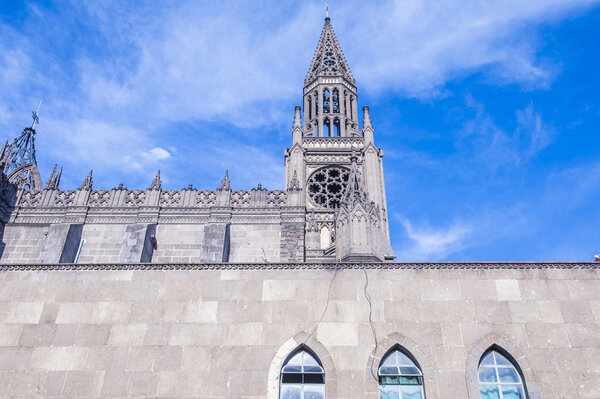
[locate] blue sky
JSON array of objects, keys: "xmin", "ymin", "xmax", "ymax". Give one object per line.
[{"xmin": 1, "ymin": 0, "xmax": 599, "ymax": 261}]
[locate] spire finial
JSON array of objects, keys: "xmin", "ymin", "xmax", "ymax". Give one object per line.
[
  {"xmin": 149, "ymin": 170, "xmax": 162, "ymax": 191},
  {"xmin": 30, "ymin": 97, "xmax": 44, "ymax": 130},
  {"xmin": 218, "ymin": 170, "xmax": 230, "ymax": 191},
  {"xmin": 326, "ymin": 3, "xmax": 329, "ymax": 19},
  {"xmin": 79, "ymin": 169, "xmax": 93, "ymax": 190},
  {"xmin": 44, "ymin": 164, "xmax": 57, "ymax": 190}
]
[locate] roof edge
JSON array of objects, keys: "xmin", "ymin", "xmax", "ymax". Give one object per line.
[{"xmin": 0, "ymin": 262, "xmax": 598, "ymax": 271}]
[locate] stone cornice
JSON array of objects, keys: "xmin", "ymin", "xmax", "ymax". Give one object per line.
[{"xmin": 0, "ymin": 262, "xmax": 597, "ymax": 271}]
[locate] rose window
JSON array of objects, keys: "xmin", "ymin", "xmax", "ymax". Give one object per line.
[{"xmin": 307, "ymin": 166, "xmax": 350, "ymax": 208}]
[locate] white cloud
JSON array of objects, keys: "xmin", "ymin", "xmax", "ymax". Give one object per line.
[
  {"xmin": 0, "ymin": 0, "xmax": 596, "ymax": 190},
  {"xmin": 143, "ymin": 147, "xmax": 170, "ymax": 161},
  {"xmin": 50, "ymin": 0, "xmax": 600, "ymax": 129},
  {"xmin": 396, "ymin": 218, "xmax": 472, "ymax": 261}
]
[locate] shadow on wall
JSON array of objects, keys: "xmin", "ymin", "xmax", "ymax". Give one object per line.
[{"xmin": 0, "ymin": 225, "xmax": 5, "ymax": 260}]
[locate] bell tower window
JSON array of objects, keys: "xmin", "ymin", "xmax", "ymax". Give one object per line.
[
  {"xmin": 332, "ymin": 89, "xmax": 339, "ymax": 113},
  {"xmin": 323, "ymin": 89, "xmax": 330, "ymax": 113},
  {"xmin": 333, "ymin": 119, "xmax": 340, "ymax": 137}
]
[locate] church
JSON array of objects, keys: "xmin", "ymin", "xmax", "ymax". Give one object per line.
[{"xmin": 0, "ymin": 15, "xmax": 597, "ymax": 399}]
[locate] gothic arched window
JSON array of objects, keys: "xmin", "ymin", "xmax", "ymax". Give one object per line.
[
  {"xmin": 378, "ymin": 348, "xmax": 424, "ymax": 399},
  {"xmin": 323, "ymin": 89, "xmax": 330, "ymax": 113},
  {"xmin": 324, "ymin": 117, "xmax": 331, "ymax": 137},
  {"xmin": 332, "ymin": 89, "xmax": 340, "ymax": 113},
  {"xmin": 308, "ymin": 96, "xmax": 312, "ymax": 120},
  {"xmin": 314, "ymin": 92, "xmax": 319, "ymax": 116},
  {"xmin": 333, "ymin": 118, "xmax": 340, "ymax": 137},
  {"xmin": 280, "ymin": 349, "xmax": 325, "ymax": 399},
  {"xmin": 478, "ymin": 350, "xmax": 526, "ymax": 399}
]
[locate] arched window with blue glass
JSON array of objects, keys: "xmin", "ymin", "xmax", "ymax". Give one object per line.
[
  {"xmin": 378, "ymin": 347, "xmax": 424, "ymax": 399},
  {"xmin": 478, "ymin": 348, "xmax": 527, "ymax": 399},
  {"xmin": 280, "ymin": 347, "xmax": 325, "ymax": 399}
]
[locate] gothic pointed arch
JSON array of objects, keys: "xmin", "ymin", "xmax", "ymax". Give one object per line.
[
  {"xmin": 267, "ymin": 334, "xmax": 338, "ymax": 399},
  {"xmin": 466, "ymin": 333, "xmax": 541, "ymax": 399},
  {"xmin": 365, "ymin": 332, "xmax": 434, "ymax": 398}
]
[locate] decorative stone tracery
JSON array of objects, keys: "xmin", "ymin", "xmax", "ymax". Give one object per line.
[{"xmin": 307, "ymin": 166, "xmax": 350, "ymax": 208}]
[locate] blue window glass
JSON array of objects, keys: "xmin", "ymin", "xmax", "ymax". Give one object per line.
[
  {"xmin": 478, "ymin": 351, "xmax": 526, "ymax": 399},
  {"xmin": 378, "ymin": 349, "xmax": 424, "ymax": 399},
  {"xmin": 280, "ymin": 350, "xmax": 325, "ymax": 399}
]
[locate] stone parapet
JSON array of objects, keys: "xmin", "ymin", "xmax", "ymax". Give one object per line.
[{"xmin": 0, "ymin": 261, "xmax": 597, "ymax": 271}]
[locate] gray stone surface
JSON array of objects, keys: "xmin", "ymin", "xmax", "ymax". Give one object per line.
[
  {"xmin": 199, "ymin": 223, "xmax": 229, "ymax": 262},
  {"xmin": 59, "ymin": 224, "xmax": 83, "ymax": 263},
  {"xmin": 0, "ymin": 267, "xmax": 596, "ymax": 398},
  {"xmin": 119, "ymin": 223, "xmax": 155, "ymax": 263}
]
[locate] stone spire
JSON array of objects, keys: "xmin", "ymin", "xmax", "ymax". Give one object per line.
[
  {"xmin": 303, "ymin": 16, "xmax": 359, "ymax": 137},
  {"xmin": 44, "ymin": 164, "xmax": 62, "ymax": 190},
  {"xmin": 218, "ymin": 170, "xmax": 230, "ymax": 191},
  {"xmin": 293, "ymin": 106, "xmax": 302, "ymax": 129},
  {"xmin": 362, "ymin": 106, "xmax": 372, "ymax": 128},
  {"xmin": 148, "ymin": 170, "xmax": 161, "ymax": 191},
  {"xmin": 305, "ymin": 17, "xmax": 355, "ymax": 85},
  {"xmin": 79, "ymin": 170, "xmax": 93, "ymax": 190}
]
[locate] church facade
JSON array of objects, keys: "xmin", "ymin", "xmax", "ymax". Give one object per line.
[{"xmin": 0, "ymin": 16, "xmax": 598, "ymax": 399}]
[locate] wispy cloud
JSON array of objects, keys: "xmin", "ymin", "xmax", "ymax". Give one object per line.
[
  {"xmin": 457, "ymin": 96, "xmax": 555, "ymax": 171},
  {"xmin": 0, "ymin": 0, "xmax": 594, "ymax": 192},
  {"xmin": 396, "ymin": 217, "xmax": 472, "ymax": 261}
]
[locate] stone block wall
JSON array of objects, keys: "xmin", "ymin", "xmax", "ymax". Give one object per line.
[
  {"xmin": 0, "ymin": 225, "xmax": 47, "ymax": 264},
  {"xmin": 229, "ymin": 224, "xmax": 281, "ymax": 262},
  {"xmin": 77, "ymin": 225, "xmax": 128, "ymax": 264},
  {"xmin": 0, "ymin": 265, "xmax": 598, "ymax": 398},
  {"xmin": 151, "ymin": 225, "xmax": 205, "ymax": 263}
]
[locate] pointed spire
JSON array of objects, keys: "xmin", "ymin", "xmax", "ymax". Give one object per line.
[
  {"xmin": 294, "ymin": 106, "xmax": 302, "ymax": 128},
  {"xmin": 149, "ymin": 170, "xmax": 161, "ymax": 191},
  {"xmin": 44, "ymin": 164, "xmax": 57, "ymax": 190},
  {"xmin": 305, "ymin": 16, "xmax": 354, "ymax": 86},
  {"xmin": 363, "ymin": 106, "xmax": 372, "ymax": 128},
  {"xmin": 6, "ymin": 107, "xmax": 39, "ymax": 173},
  {"xmin": 55, "ymin": 167, "xmax": 63, "ymax": 189},
  {"xmin": 79, "ymin": 170, "xmax": 93, "ymax": 190},
  {"xmin": 218, "ymin": 170, "xmax": 230, "ymax": 191}
]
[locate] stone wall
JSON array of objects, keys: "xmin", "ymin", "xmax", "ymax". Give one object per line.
[
  {"xmin": 229, "ymin": 224, "xmax": 281, "ymax": 262},
  {"xmin": 152, "ymin": 225, "xmax": 205, "ymax": 263},
  {"xmin": 0, "ymin": 264, "xmax": 598, "ymax": 398},
  {"xmin": 0, "ymin": 225, "xmax": 47, "ymax": 264},
  {"xmin": 78, "ymin": 224, "xmax": 127, "ymax": 264}
]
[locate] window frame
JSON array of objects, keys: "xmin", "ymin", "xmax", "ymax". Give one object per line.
[
  {"xmin": 378, "ymin": 346, "xmax": 425, "ymax": 399},
  {"xmin": 279, "ymin": 347, "xmax": 325, "ymax": 399},
  {"xmin": 478, "ymin": 347, "xmax": 528, "ymax": 399}
]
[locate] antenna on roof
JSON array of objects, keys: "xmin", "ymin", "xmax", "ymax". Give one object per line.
[{"xmin": 30, "ymin": 96, "xmax": 44, "ymax": 130}]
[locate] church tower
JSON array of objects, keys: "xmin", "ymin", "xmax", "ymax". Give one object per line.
[{"xmin": 285, "ymin": 16, "xmax": 395, "ymax": 261}]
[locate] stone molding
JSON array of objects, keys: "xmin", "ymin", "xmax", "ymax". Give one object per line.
[
  {"xmin": 465, "ymin": 333, "xmax": 541, "ymax": 399},
  {"xmin": 0, "ymin": 262, "xmax": 596, "ymax": 271}
]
